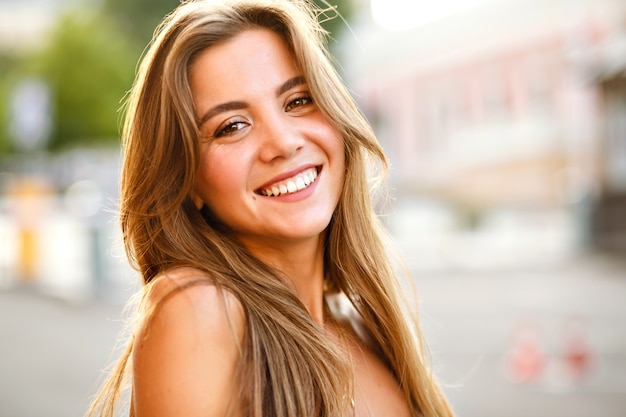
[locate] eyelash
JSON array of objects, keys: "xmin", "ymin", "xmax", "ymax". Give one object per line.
[
  {"xmin": 285, "ymin": 94, "xmax": 314, "ymax": 111},
  {"xmin": 210, "ymin": 94, "xmax": 315, "ymax": 138},
  {"xmin": 213, "ymin": 120, "xmax": 248, "ymax": 138}
]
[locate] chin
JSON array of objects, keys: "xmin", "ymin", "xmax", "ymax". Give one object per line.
[{"xmin": 277, "ymin": 220, "xmax": 332, "ymax": 240}]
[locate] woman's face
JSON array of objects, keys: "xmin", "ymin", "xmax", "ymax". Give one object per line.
[{"xmin": 189, "ymin": 28, "xmax": 345, "ymax": 250}]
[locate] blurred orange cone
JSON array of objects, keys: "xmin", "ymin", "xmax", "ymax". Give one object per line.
[
  {"xmin": 562, "ymin": 317, "xmax": 593, "ymax": 383},
  {"xmin": 506, "ymin": 320, "xmax": 545, "ymax": 383}
]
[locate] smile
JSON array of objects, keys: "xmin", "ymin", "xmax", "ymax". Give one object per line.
[{"xmin": 257, "ymin": 167, "xmax": 319, "ymax": 197}]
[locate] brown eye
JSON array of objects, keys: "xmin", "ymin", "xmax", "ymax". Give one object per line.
[
  {"xmin": 214, "ymin": 121, "xmax": 248, "ymax": 138},
  {"xmin": 285, "ymin": 95, "xmax": 313, "ymax": 112}
]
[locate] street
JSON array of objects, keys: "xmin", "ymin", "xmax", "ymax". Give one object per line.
[
  {"xmin": 0, "ymin": 286, "xmax": 125, "ymax": 417},
  {"xmin": 0, "ymin": 254, "xmax": 625, "ymax": 417},
  {"xmin": 417, "ymin": 254, "xmax": 626, "ymax": 417}
]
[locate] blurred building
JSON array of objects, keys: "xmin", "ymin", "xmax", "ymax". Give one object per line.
[{"xmin": 339, "ymin": 0, "xmax": 626, "ymax": 260}]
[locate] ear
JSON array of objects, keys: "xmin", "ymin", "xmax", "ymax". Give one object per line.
[{"xmin": 190, "ymin": 190, "xmax": 204, "ymax": 210}]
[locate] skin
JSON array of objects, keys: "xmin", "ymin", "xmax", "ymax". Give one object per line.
[
  {"xmin": 189, "ymin": 29, "xmax": 345, "ymax": 320},
  {"xmin": 132, "ymin": 269, "xmax": 246, "ymax": 417},
  {"xmin": 132, "ymin": 29, "xmax": 411, "ymax": 417}
]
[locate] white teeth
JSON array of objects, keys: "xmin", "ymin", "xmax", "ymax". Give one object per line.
[{"xmin": 260, "ymin": 167, "xmax": 319, "ymax": 197}]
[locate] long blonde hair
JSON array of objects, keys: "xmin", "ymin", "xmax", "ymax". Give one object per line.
[{"xmin": 87, "ymin": 1, "xmax": 454, "ymax": 416}]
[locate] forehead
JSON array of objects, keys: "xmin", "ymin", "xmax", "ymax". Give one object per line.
[{"xmin": 189, "ymin": 29, "xmax": 301, "ymax": 104}]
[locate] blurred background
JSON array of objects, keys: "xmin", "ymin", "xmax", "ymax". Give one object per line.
[{"xmin": 0, "ymin": 0, "xmax": 624, "ymax": 416}]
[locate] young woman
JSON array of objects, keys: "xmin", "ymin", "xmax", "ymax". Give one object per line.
[{"xmin": 87, "ymin": 1, "xmax": 454, "ymax": 416}]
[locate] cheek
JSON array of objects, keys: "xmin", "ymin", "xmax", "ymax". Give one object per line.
[
  {"xmin": 327, "ymin": 128, "xmax": 345, "ymax": 172},
  {"xmin": 320, "ymin": 118, "xmax": 344, "ymax": 159},
  {"xmin": 196, "ymin": 149, "xmax": 234, "ymax": 201},
  {"xmin": 332, "ymin": 133, "xmax": 347, "ymax": 194},
  {"xmin": 196, "ymin": 145, "xmax": 253, "ymax": 205}
]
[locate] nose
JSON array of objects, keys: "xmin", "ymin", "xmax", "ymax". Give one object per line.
[{"xmin": 257, "ymin": 112, "xmax": 305, "ymax": 163}]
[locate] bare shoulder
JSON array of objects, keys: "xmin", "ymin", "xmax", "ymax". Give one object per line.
[
  {"xmin": 139, "ymin": 267, "xmax": 246, "ymax": 348},
  {"xmin": 132, "ymin": 267, "xmax": 246, "ymax": 417}
]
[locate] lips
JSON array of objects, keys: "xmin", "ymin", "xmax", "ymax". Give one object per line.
[{"xmin": 257, "ymin": 167, "xmax": 319, "ymax": 197}]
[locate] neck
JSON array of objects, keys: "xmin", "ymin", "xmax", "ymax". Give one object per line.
[{"xmin": 242, "ymin": 235, "xmax": 327, "ymax": 324}]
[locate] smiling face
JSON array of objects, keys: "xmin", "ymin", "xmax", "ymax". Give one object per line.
[{"xmin": 189, "ymin": 28, "xmax": 345, "ymax": 252}]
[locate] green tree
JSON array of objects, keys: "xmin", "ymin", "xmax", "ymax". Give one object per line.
[
  {"xmin": 102, "ymin": 0, "xmax": 181, "ymax": 48},
  {"xmin": 0, "ymin": 53, "xmax": 18, "ymax": 153},
  {"xmin": 27, "ymin": 12, "xmax": 137, "ymax": 150}
]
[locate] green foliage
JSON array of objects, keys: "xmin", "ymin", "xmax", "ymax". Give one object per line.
[
  {"xmin": 27, "ymin": 12, "xmax": 137, "ymax": 150},
  {"xmin": 0, "ymin": 53, "xmax": 18, "ymax": 153},
  {"xmin": 102, "ymin": 0, "xmax": 181, "ymax": 48}
]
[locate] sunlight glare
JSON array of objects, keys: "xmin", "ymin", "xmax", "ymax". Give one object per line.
[{"xmin": 371, "ymin": 0, "xmax": 487, "ymax": 31}]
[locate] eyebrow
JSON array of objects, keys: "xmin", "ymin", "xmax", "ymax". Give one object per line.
[
  {"xmin": 197, "ymin": 75, "xmax": 307, "ymax": 127},
  {"xmin": 276, "ymin": 75, "xmax": 306, "ymax": 97}
]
